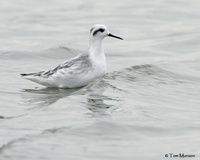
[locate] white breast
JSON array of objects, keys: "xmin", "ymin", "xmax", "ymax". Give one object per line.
[{"xmin": 89, "ymin": 51, "xmax": 107, "ymax": 78}]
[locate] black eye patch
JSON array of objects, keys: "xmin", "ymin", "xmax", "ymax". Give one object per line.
[
  {"xmin": 93, "ymin": 28, "xmax": 105, "ymax": 36},
  {"xmin": 99, "ymin": 28, "xmax": 105, "ymax": 32}
]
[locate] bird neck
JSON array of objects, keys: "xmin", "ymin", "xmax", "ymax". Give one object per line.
[{"xmin": 89, "ymin": 38, "xmax": 104, "ymax": 55}]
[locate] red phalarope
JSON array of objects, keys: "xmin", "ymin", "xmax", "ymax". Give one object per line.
[{"xmin": 21, "ymin": 24, "xmax": 123, "ymax": 88}]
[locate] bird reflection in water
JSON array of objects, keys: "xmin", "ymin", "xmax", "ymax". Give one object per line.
[
  {"xmin": 84, "ymin": 79, "xmax": 116, "ymax": 117},
  {"xmin": 21, "ymin": 87, "xmax": 80, "ymax": 108},
  {"xmin": 21, "ymin": 78, "xmax": 117, "ymax": 116}
]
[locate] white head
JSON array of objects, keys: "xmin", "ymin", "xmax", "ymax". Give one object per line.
[{"xmin": 89, "ymin": 24, "xmax": 123, "ymax": 42}]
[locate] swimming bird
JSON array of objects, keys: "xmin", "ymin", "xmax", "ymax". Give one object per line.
[{"xmin": 21, "ymin": 24, "xmax": 123, "ymax": 88}]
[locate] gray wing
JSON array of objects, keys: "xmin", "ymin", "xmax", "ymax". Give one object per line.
[
  {"xmin": 21, "ymin": 59, "xmax": 76, "ymax": 77},
  {"xmin": 21, "ymin": 52, "xmax": 91, "ymax": 78},
  {"xmin": 41, "ymin": 53, "xmax": 91, "ymax": 77}
]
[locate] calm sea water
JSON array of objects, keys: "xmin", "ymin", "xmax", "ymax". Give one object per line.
[{"xmin": 0, "ymin": 0, "xmax": 200, "ymax": 160}]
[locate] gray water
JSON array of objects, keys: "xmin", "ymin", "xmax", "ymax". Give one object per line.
[{"xmin": 0, "ymin": 0, "xmax": 200, "ymax": 159}]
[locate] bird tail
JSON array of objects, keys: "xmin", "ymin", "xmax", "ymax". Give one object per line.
[
  {"xmin": 20, "ymin": 71, "xmax": 44, "ymax": 78},
  {"xmin": 21, "ymin": 73, "xmax": 35, "ymax": 77},
  {"xmin": 20, "ymin": 71, "xmax": 50, "ymax": 88}
]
